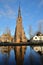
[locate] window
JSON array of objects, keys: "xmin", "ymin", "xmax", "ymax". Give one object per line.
[{"xmin": 35, "ymin": 37, "xmax": 37, "ymax": 39}]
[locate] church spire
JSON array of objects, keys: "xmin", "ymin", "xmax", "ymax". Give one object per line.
[
  {"xmin": 14, "ymin": 3, "xmax": 27, "ymax": 43},
  {"xmin": 18, "ymin": 4, "xmax": 21, "ymax": 17}
]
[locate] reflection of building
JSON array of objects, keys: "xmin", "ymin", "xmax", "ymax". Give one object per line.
[
  {"xmin": 31, "ymin": 32, "xmax": 43, "ymax": 53},
  {"xmin": 14, "ymin": 5, "xmax": 27, "ymax": 43},
  {"xmin": 15, "ymin": 46, "xmax": 26, "ymax": 65}
]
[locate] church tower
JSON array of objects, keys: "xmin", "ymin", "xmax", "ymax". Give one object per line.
[{"xmin": 14, "ymin": 5, "xmax": 27, "ymax": 43}]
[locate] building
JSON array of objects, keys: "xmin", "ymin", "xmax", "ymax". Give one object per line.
[
  {"xmin": 32, "ymin": 32, "xmax": 43, "ymax": 42},
  {"xmin": 14, "ymin": 5, "xmax": 27, "ymax": 43},
  {"xmin": 1, "ymin": 33, "xmax": 14, "ymax": 42}
]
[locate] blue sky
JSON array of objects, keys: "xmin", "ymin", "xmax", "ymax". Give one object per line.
[{"xmin": 0, "ymin": 0, "xmax": 43, "ymax": 38}]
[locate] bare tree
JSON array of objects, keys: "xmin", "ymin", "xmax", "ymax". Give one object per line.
[
  {"xmin": 38, "ymin": 22, "xmax": 42, "ymax": 33},
  {"xmin": 4, "ymin": 27, "xmax": 11, "ymax": 35},
  {"xmin": 38, "ymin": 20, "xmax": 43, "ymax": 33},
  {"xmin": 29, "ymin": 25, "xmax": 32, "ymax": 39}
]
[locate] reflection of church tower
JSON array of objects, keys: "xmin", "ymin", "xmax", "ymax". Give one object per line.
[{"xmin": 14, "ymin": 5, "xmax": 27, "ymax": 43}]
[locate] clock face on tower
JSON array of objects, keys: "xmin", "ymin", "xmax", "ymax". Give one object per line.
[{"xmin": 19, "ymin": 19, "xmax": 20, "ymax": 21}]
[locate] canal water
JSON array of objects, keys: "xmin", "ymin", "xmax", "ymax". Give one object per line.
[{"xmin": 0, "ymin": 46, "xmax": 43, "ymax": 65}]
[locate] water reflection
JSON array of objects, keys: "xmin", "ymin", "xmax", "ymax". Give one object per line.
[
  {"xmin": 8, "ymin": 49, "xmax": 16, "ymax": 65},
  {"xmin": 24, "ymin": 47, "xmax": 42, "ymax": 65},
  {"xmin": 0, "ymin": 46, "xmax": 43, "ymax": 65},
  {"xmin": 14, "ymin": 46, "xmax": 26, "ymax": 65}
]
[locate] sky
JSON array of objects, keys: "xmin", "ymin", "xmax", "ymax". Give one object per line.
[{"xmin": 0, "ymin": 0, "xmax": 43, "ymax": 38}]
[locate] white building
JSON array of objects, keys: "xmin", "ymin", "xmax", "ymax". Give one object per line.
[{"xmin": 31, "ymin": 32, "xmax": 43, "ymax": 42}]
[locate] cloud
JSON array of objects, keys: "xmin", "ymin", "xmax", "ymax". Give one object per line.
[
  {"xmin": 38, "ymin": 0, "xmax": 43, "ymax": 8},
  {"xmin": 0, "ymin": 10, "xmax": 6, "ymax": 18},
  {"xmin": 37, "ymin": 20, "xmax": 43, "ymax": 28},
  {"xmin": 5, "ymin": 5, "xmax": 16, "ymax": 18},
  {"xmin": 0, "ymin": 5, "xmax": 16, "ymax": 19},
  {"xmin": 0, "ymin": 0, "xmax": 17, "ymax": 3},
  {"xmin": 38, "ymin": 20, "xmax": 43, "ymax": 23}
]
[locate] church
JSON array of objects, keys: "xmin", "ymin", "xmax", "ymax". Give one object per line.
[{"xmin": 14, "ymin": 5, "xmax": 27, "ymax": 43}]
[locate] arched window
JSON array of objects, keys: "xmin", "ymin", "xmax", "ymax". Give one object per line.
[{"xmin": 33, "ymin": 36, "xmax": 39, "ymax": 41}]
